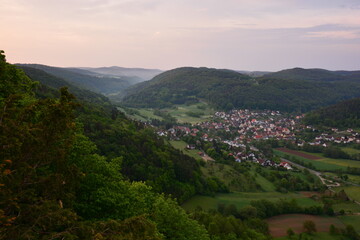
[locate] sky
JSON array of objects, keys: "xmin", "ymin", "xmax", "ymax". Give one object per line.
[{"xmin": 1, "ymin": 0, "xmax": 360, "ymax": 71}]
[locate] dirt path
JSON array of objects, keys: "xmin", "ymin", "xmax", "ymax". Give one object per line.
[{"xmin": 202, "ymin": 154, "xmax": 215, "ymax": 162}]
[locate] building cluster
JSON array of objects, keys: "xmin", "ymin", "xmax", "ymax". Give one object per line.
[
  {"xmin": 307, "ymin": 128, "xmax": 360, "ymax": 146},
  {"xmin": 156, "ymin": 108, "xmax": 360, "ymax": 171},
  {"xmin": 197, "ymin": 109, "xmax": 301, "ymax": 143}
]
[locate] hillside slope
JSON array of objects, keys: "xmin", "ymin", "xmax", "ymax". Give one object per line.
[
  {"xmin": 303, "ymin": 97, "xmax": 360, "ymax": 128},
  {"xmin": 122, "ymin": 67, "xmax": 360, "ymax": 112},
  {"xmin": 16, "ymin": 65, "xmax": 219, "ymax": 203},
  {"xmin": 16, "ymin": 64, "xmax": 132, "ymax": 95},
  {"xmin": 19, "ymin": 66, "xmax": 112, "ymax": 108}
]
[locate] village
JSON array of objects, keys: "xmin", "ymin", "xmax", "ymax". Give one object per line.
[{"xmin": 157, "ymin": 109, "xmax": 360, "ymax": 171}]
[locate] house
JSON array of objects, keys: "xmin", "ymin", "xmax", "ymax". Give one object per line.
[
  {"xmin": 186, "ymin": 144, "xmax": 196, "ymax": 150},
  {"xmin": 279, "ymin": 162, "xmax": 292, "ymax": 170}
]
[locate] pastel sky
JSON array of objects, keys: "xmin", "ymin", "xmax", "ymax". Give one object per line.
[{"xmin": 1, "ymin": 0, "xmax": 360, "ymax": 71}]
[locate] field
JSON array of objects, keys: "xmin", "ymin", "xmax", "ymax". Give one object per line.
[
  {"xmin": 321, "ymin": 158, "xmax": 360, "ymax": 168},
  {"xmin": 342, "ymin": 147, "xmax": 360, "ymax": 155},
  {"xmin": 277, "ymin": 148, "xmax": 322, "ymax": 160},
  {"xmin": 275, "ymin": 148, "xmax": 360, "ymax": 171},
  {"xmin": 338, "ymin": 215, "xmax": 360, "ymax": 233},
  {"xmin": 168, "ymin": 140, "xmax": 203, "ymax": 160},
  {"xmin": 333, "ymin": 186, "xmax": 360, "ymax": 203},
  {"xmin": 267, "ymin": 214, "xmax": 345, "ymax": 237},
  {"xmin": 120, "ymin": 102, "xmax": 215, "ymax": 124},
  {"xmin": 165, "ymin": 102, "xmax": 215, "ymax": 123},
  {"xmin": 254, "ymin": 173, "xmax": 277, "ymax": 192},
  {"xmin": 332, "ymin": 202, "xmax": 360, "ymax": 213},
  {"xmin": 182, "ymin": 192, "xmax": 321, "ymax": 211},
  {"xmin": 274, "ymin": 149, "xmax": 346, "ymax": 171}
]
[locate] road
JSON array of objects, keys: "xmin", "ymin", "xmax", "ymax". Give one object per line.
[
  {"xmin": 281, "ymin": 158, "xmax": 360, "ymax": 206},
  {"xmin": 280, "ymin": 158, "xmax": 340, "ymax": 187}
]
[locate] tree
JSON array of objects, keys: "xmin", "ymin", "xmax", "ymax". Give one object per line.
[
  {"xmin": 344, "ymin": 225, "xmax": 360, "ymax": 240},
  {"xmin": 303, "ymin": 220, "xmax": 316, "ymax": 234},
  {"xmin": 287, "ymin": 228, "xmax": 295, "ymax": 238},
  {"xmin": 329, "ymin": 224, "xmax": 338, "ymax": 235}
]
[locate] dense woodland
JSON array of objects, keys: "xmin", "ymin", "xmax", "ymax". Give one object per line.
[
  {"xmin": 0, "ymin": 51, "xmax": 275, "ymax": 239},
  {"xmin": 122, "ymin": 67, "xmax": 360, "ymax": 112},
  {"xmin": 303, "ymin": 97, "xmax": 360, "ymax": 128}
]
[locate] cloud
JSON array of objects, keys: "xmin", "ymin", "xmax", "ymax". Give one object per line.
[{"xmin": 307, "ymin": 30, "xmax": 360, "ymax": 39}]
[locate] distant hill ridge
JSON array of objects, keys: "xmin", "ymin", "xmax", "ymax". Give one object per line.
[
  {"xmin": 263, "ymin": 67, "xmax": 360, "ymax": 82},
  {"xmin": 16, "ymin": 64, "xmax": 163, "ymax": 97},
  {"xmin": 121, "ymin": 67, "xmax": 360, "ymax": 112},
  {"xmin": 80, "ymin": 66, "xmax": 163, "ymax": 82}
]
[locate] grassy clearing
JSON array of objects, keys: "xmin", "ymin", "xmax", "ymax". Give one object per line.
[
  {"xmin": 136, "ymin": 108, "xmax": 163, "ymax": 120},
  {"xmin": 166, "ymin": 102, "xmax": 214, "ymax": 124},
  {"xmin": 346, "ymin": 174, "xmax": 360, "ymax": 185},
  {"xmin": 267, "ymin": 214, "xmax": 345, "ymax": 238},
  {"xmin": 333, "ymin": 186, "xmax": 360, "ymax": 203},
  {"xmin": 332, "ymin": 202, "xmax": 360, "ymax": 213},
  {"xmin": 338, "ymin": 215, "xmax": 360, "ymax": 233},
  {"xmin": 182, "ymin": 192, "xmax": 321, "ymax": 211},
  {"xmin": 321, "ymin": 158, "xmax": 360, "ymax": 168},
  {"xmin": 168, "ymin": 140, "xmax": 202, "ymax": 161},
  {"xmin": 119, "ymin": 102, "xmax": 215, "ymax": 124},
  {"xmin": 254, "ymin": 173, "xmax": 277, "ymax": 192},
  {"xmin": 342, "ymin": 147, "xmax": 360, "ymax": 155},
  {"xmin": 201, "ymin": 163, "xmax": 236, "ymax": 183}
]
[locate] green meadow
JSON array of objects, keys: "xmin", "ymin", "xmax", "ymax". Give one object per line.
[
  {"xmin": 169, "ymin": 140, "xmax": 203, "ymax": 160},
  {"xmin": 119, "ymin": 102, "xmax": 215, "ymax": 124}
]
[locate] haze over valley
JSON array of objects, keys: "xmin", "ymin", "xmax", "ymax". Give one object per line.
[{"xmin": 2, "ymin": 1, "xmax": 360, "ymax": 239}]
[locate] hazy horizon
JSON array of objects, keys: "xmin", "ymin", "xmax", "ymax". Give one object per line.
[{"xmin": 1, "ymin": 0, "xmax": 360, "ymax": 71}]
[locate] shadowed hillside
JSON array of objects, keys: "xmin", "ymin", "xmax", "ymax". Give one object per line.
[{"xmin": 121, "ymin": 67, "xmax": 360, "ymax": 112}]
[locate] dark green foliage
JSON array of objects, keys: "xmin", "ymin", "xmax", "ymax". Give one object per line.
[
  {"xmin": 19, "ymin": 64, "xmax": 211, "ymax": 203},
  {"xmin": 264, "ymin": 67, "xmax": 349, "ymax": 82},
  {"xmin": 190, "ymin": 209, "xmax": 270, "ymax": 240},
  {"xmin": 343, "ymin": 225, "xmax": 360, "ymax": 240},
  {"xmin": 324, "ymin": 147, "xmax": 350, "ymax": 159},
  {"xmin": 303, "ymin": 220, "xmax": 316, "ymax": 234},
  {"xmin": 256, "ymin": 168, "xmax": 319, "ymax": 192},
  {"xmin": 250, "ymin": 198, "xmax": 324, "ymax": 218},
  {"xmin": 122, "ymin": 67, "xmax": 360, "ymax": 112},
  {"xmin": 1, "ymin": 52, "xmax": 211, "ymax": 239},
  {"xmin": 303, "ymin": 97, "xmax": 360, "ymax": 128},
  {"xmin": 19, "ymin": 66, "xmax": 113, "ymax": 109},
  {"xmin": 287, "ymin": 228, "xmax": 295, "ymax": 238}
]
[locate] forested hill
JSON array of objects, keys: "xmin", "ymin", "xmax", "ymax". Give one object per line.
[
  {"xmin": 121, "ymin": 67, "xmax": 360, "ymax": 112},
  {"xmin": 1, "ymin": 51, "xmax": 237, "ymax": 239},
  {"xmin": 262, "ymin": 67, "xmax": 358, "ymax": 82},
  {"xmin": 15, "ymin": 64, "xmax": 223, "ymax": 204},
  {"xmin": 121, "ymin": 67, "xmax": 253, "ymax": 109},
  {"xmin": 19, "ymin": 66, "xmax": 113, "ymax": 109},
  {"xmin": 303, "ymin": 97, "xmax": 360, "ymax": 128}
]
